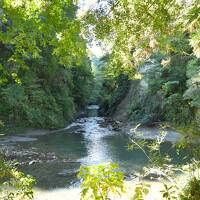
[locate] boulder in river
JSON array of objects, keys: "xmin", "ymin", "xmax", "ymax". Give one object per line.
[
  {"xmin": 142, "ymin": 168, "xmax": 166, "ymax": 181},
  {"xmin": 29, "ymin": 160, "xmax": 37, "ymax": 165}
]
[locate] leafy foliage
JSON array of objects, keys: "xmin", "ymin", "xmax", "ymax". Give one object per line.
[
  {"xmin": 161, "ymin": 184, "xmax": 178, "ymax": 200},
  {"xmin": 0, "ymin": 155, "xmax": 35, "ymax": 200},
  {"xmin": 180, "ymin": 177, "xmax": 200, "ymax": 200},
  {"xmin": 130, "ymin": 182, "xmax": 150, "ymax": 200},
  {"xmin": 99, "ymin": 74, "xmax": 130, "ymax": 115},
  {"xmin": 128, "ymin": 125, "xmax": 200, "ymax": 200},
  {"xmin": 0, "ymin": 48, "xmax": 93, "ymax": 129},
  {"xmin": 82, "ymin": 0, "xmax": 200, "ymax": 76},
  {"xmin": 0, "ymin": 2, "xmax": 93, "ymax": 130},
  {"xmin": 0, "ymin": 0, "xmax": 86, "ymax": 78},
  {"xmin": 183, "ymin": 58, "xmax": 200, "ymax": 110},
  {"xmin": 78, "ymin": 162, "xmax": 124, "ymax": 200},
  {"xmin": 122, "ymin": 53, "xmax": 199, "ymax": 127}
]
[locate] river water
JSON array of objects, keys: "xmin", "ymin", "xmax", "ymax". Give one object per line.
[{"xmin": 0, "ymin": 106, "xmax": 187, "ymax": 189}]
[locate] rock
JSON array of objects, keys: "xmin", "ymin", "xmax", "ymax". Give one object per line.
[
  {"xmin": 112, "ymin": 121, "xmax": 122, "ymax": 131},
  {"xmin": 29, "ymin": 160, "xmax": 37, "ymax": 165},
  {"xmin": 77, "ymin": 111, "xmax": 85, "ymax": 118},
  {"xmin": 124, "ymin": 173, "xmax": 138, "ymax": 180},
  {"xmin": 100, "ymin": 118, "xmax": 122, "ymax": 131},
  {"xmin": 142, "ymin": 169, "xmax": 166, "ymax": 181},
  {"xmin": 108, "ymin": 125, "xmax": 113, "ymax": 131},
  {"xmin": 73, "ymin": 129, "xmax": 85, "ymax": 134}
]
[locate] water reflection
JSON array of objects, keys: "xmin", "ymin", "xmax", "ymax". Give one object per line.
[{"xmin": 77, "ymin": 117, "xmax": 114, "ymax": 164}]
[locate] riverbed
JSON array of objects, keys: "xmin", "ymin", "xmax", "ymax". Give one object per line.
[{"xmin": 0, "ymin": 106, "xmax": 188, "ymax": 198}]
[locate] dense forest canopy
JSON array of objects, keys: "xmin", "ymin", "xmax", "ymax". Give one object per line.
[
  {"xmin": 0, "ymin": 0, "xmax": 89, "ymax": 80},
  {"xmin": 0, "ymin": 0, "xmax": 93, "ymax": 129},
  {"xmin": 82, "ymin": 0, "xmax": 200, "ymax": 76}
]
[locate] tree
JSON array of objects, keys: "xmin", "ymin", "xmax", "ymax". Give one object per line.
[
  {"xmin": 0, "ymin": 1, "xmax": 93, "ymax": 129},
  {"xmin": 0, "ymin": 0, "xmax": 87, "ymax": 82},
  {"xmin": 82, "ymin": 0, "xmax": 200, "ymax": 76}
]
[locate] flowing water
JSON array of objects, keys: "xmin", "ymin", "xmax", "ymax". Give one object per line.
[{"xmin": 0, "ymin": 106, "xmax": 186, "ymax": 189}]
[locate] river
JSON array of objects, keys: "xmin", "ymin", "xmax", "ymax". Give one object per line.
[{"xmin": 0, "ymin": 105, "xmax": 187, "ymax": 191}]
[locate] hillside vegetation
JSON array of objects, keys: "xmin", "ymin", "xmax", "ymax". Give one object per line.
[{"xmin": 0, "ymin": 1, "xmax": 93, "ymax": 130}]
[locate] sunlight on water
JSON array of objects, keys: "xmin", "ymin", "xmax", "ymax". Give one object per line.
[
  {"xmin": 77, "ymin": 117, "xmax": 114, "ymax": 164},
  {"xmin": 0, "ymin": 106, "xmax": 187, "ymax": 190}
]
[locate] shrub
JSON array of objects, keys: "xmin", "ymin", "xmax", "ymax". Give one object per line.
[
  {"xmin": 180, "ymin": 177, "xmax": 200, "ymax": 200},
  {"xmin": 78, "ymin": 162, "xmax": 124, "ymax": 200},
  {"xmin": 0, "ymin": 156, "xmax": 35, "ymax": 200}
]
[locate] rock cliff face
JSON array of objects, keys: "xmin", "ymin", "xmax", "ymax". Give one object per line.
[
  {"xmin": 112, "ymin": 80, "xmax": 140, "ymax": 122},
  {"xmin": 112, "ymin": 60, "xmax": 156, "ymax": 122}
]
